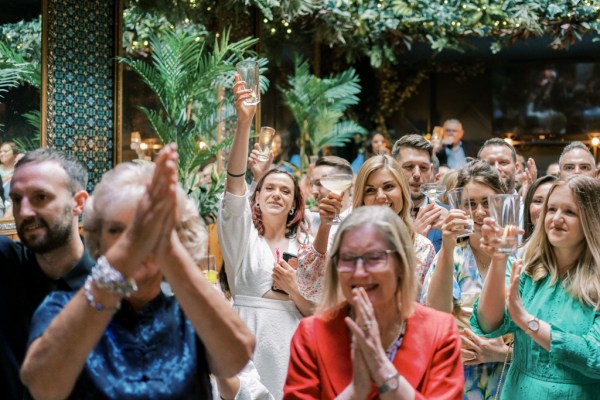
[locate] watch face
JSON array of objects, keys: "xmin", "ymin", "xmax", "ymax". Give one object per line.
[
  {"xmin": 389, "ymin": 374, "xmax": 399, "ymax": 390},
  {"xmin": 528, "ymin": 319, "xmax": 539, "ymax": 332}
]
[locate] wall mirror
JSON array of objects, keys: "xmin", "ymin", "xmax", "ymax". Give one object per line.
[{"xmin": 0, "ymin": 0, "xmax": 43, "ymax": 229}]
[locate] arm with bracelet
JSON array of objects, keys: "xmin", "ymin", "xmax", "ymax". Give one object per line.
[{"xmin": 21, "ymin": 145, "xmax": 182, "ymax": 399}]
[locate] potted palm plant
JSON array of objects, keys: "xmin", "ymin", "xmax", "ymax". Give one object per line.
[
  {"xmin": 120, "ymin": 28, "xmax": 264, "ymax": 268},
  {"xmin": 279, "ymin": 57, "xmax": 367, "ymax": 173}
]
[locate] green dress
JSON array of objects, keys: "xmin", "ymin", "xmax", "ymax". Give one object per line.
[{"xmin": 470, "ymin": 273, "xmax": 600, "ymax": 400}]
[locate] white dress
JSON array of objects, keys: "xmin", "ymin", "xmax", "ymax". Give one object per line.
[{"xmin": 218, "ymin": 191, "xmax": 304, "ymax": 400}]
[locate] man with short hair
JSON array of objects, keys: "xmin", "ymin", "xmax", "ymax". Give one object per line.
[
  {"xmin": 558, "ymin": 141, "xmax": 597, "ymax": 178},
  {"xmin": 392, "ymin": 134, "xmax": 448, "ymax": 251},
  {"xmin": 309, "ymin": 156, "xmax": 353, "ymax": 235},
  {"xmin": 477, "ymin": 138, "xmax": 518, "ymax": 193},
  {"xmin": 0, "ymin": 149, "xmax": 93, "ymax": 399}
]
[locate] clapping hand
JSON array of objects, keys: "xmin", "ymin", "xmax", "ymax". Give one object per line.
[
  {"xmin": 506, "ymin": 259, "xmax": 530, "ymax": 330},
  {"xmin": 520, "ymin": 158, "xmax": 538, "ymax": 197},
  {"xmin": 461, "ymin": 328, "xmax": 510, "ymax": 366},
  {"xmin": 122, "ymin": 143, "xmax": 179, "ymax": 277}
]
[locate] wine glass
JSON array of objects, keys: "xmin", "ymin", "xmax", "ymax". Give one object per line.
[
  {"xmin": 258, "ymin": 127, "xmax": 276, "ymax": 161},
  {"xmin": 320, "ymin": 174, "xmax": 353, "ymax": 225},
  {"xmin": 420, "ymin": 182, "xmax": 446, "ymax": 203}
]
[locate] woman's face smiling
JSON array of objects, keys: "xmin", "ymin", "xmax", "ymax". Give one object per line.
[
  {"xmin": 544, "ymin": 184, "xmax": 585, "ymax": 250},
  {"xmin": 530, "ymin": 182, "xmax": 553, "ymax": 226},
  {"xmin": 463, "ymin": 181, "xmax": 497, "ymax": 233},
  {"xmin": 362, "ymin": 168, "xmax": 404, "ymax": 215},
  {"xmin": 338, "ymin": 224, "xmax": 399, "ymax": 310},
  {"xmin": 256, "ymin": 173, "xmax": 295, "ymax": 218}
]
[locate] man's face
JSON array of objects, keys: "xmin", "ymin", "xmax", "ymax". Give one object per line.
[
  {"xmin": 9, "ymin": 161, "xmax": 80, "ymax": 253},
  {"xmin": 479, "ymin": 145, "xmax": 516, "ymax": 191},
  {"xmin": 311, "ymin": 165, "xmax": 342, "ymax": 202},
  {"xmin": 559, "ymin": 149, "xmax": 597, "ymax": 178},
  {"xmin": 442, "ymin": 121, "xmax": 464, "ymax": 146},
  {"xmin": 395, "ymin": 148, "xmax": 433, "ymax": 201}
]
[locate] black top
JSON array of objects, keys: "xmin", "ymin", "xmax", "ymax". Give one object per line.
[{"xmin": 0, "ymin": 235, "xmax": 94, "ymax": 400}]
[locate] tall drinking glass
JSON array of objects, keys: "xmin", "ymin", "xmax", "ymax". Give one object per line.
[
  {"xmin": 200, "ymin": 255, "xmax": 217, "ymax": 284},
  {"xmin": 488, "ymin": 194, "xmax": 520, "ymax": 253},
  {"xmin": 235, "ymin": 60, "xmax": 260, "ymax": 105},
  {"xmin": 320, "ymin": 174, "xmax": 353, "ymax": 225},
  {"xmin": 258, "ymin": 127, "xmax": 276, "ymax": 161},
  {"xmin": 447, "ymin": 187, "xmax": 474, "ymax": 238}
]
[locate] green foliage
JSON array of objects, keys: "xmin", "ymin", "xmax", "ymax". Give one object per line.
[
  {"xmin": 120, "ymin": 28, "xmax": 264, "ymax": 220},
  {"xmin": 305, "ymin": 0, "xmax": 600, "ymax": 66},
  {"xmin": 279, "ymin": 58, "xmax": 366, "ymax": 172},
  {"xmin": 0, "ymin": 17, "xmax": 42, "ymax": 64}
]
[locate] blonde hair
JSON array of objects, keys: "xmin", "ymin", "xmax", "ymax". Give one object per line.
[
  {"xmin": 84, "ymin": 162, "xmax": 207, "ymax": 265},
  {"xmin": 319, "ymin": 206, "xmax": 416, "ymax": 320},
  {"xmin": 353, "ymin": 155, "xmax": 414, "ymax": 239},
  {"xmin": 522, "ymin": 175, "xmax": 600, "ymax": 309}
]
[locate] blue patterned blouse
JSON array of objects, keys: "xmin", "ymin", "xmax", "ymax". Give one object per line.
[{"xmin": 28, "ymin": 291, "xmax": 212, "ymax": 400}]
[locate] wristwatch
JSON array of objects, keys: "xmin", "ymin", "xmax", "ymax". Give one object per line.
[
  {"xmin": 526, "ymin": 316, "xmax": 540, "ymax": 333},
  {"xmin": 376, "ymin": 372, "xmax": 400, "ymax": 394}
]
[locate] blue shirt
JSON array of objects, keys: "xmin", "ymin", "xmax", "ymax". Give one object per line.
[
  {"xmin": 29, "ymin": 291, "xmax": 212, "ymax": 399},
  {"xmin": 444, "ymin": 142, "xmax": 467, "ymax": 170}
]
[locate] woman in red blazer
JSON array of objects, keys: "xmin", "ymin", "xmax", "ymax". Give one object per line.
[{"xmin": 284, "ymin": 206, "xmax": 464, "ymax": 399}]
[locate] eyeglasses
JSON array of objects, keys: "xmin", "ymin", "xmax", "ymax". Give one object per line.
[{"xmin": 334, "ymin": 249, "xmax": 397, "ymax": 273}]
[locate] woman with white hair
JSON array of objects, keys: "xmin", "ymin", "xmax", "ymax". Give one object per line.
[{"xmin": 20, "ymin": 145, "xmax": 255, "ymax": 399}]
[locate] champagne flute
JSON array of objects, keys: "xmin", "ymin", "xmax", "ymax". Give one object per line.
[
  {"xmin": 258, "ymin": 127, "xmax": 276, "ymax": 161},
  {"xmin": 420, "ymin": 182, "xmax": 446, "ymax": 203},
  {"xmin": 320, "ymin": 174, "xmax": 353, "ymax": 225}
]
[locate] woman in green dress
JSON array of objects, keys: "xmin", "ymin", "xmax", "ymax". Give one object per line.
[{"xmin": 473, "ymin": 175, "xmax": 600, "ymax": 399}]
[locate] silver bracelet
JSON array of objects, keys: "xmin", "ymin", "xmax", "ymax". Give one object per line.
[
  {"xmin": 92, "ymin": 255, "xmax": 138, "ymax": 297},
  {"xmin": 84, "ymin": 276, "xmax": 120, "ymax": 313}
]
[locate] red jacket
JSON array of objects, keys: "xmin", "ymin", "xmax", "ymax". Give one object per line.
[{"xmin": 284, "ymin": 303, "xmax": 464, "ymax": 399}]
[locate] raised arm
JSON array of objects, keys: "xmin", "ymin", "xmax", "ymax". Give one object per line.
[
  {"xmin": 21, "ymin": 145, "xmax": 180, "ymax": 400},
  {"xmin": 425, "ymin": 210, "xmax": 465, "ymax": 313},
  {"xmin": 476, "ymin": 217, "xmax": 511, "ymax": 333},
  {"xmin": 226, "ymin": 75, "xmax": 257, "ymax": 196}
]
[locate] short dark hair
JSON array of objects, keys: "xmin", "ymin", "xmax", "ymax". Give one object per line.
[
  {"xmin": 15, "ymin": 148, "xmax": 88, "ymax": 193},
  {"xmin": 477, "ymin": 138, "xmax": 517, "ymax": 163},
  {"xmin": 431, "ymin": 154, "xmax": 440, "ymax": 174},
  {"xmin": 391, "ymin": 134, "xmax": 433, "ymax": 160},
  {"xmin": 559, "ymin": 141, "xmax": 594, "ymax": 166},
  {"xmin": 315, "ymin": 156, "xmax": 353, "ymax": 176}
]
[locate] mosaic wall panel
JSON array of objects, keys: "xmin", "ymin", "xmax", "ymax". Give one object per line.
[{"xmin": 46, "ymin": 0, "xmax": 118, "ymax": 191}]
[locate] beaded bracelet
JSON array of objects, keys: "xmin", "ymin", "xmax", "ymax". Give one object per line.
[{"xmin": 84, "ymin": 276, "xmax": 120, "ymax": 314}]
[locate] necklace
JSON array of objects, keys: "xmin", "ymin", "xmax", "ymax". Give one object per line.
[
  {"xmin": 472, "ymin": 248, "xmax": 490, "ymax": 273},
  {"xmin": 385, "ymin": 320, "xmax": 407, "ymax": 361}
]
